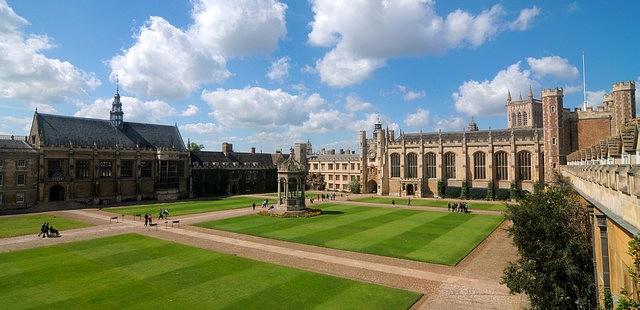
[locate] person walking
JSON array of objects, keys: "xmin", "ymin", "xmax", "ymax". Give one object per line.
[
  {"xmin": 38, "ymin": 222, "xmax": 47, "ymax": 237},
  {"xmin": 144, "ymin": 214, "xmax": 149, "ymax": 226},
  {"xmin": 392, "ymin": 200, "xmax": 396, "ymax": 207},
  {"xmin": 408, "ymin": 197, "xmax": 411, "ymax": 206},
  {"xmin": 252, "ymin": 202, "xmax": 256, "ymax": 211}
]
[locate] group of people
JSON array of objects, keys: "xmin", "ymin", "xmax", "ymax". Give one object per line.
[
  {"xmin": 158, "ymin": 209, "xmax": 169, "ymax": 219},
  {"xmin": 448, "ymin": 202, "xmax": 469, "ymax": 213},
  {"xmin": 143, "ymin": 213, "xmax": 153, "ymax": 226},
  {"xmin": 38, "ymin": 222, "xmax": 60, "ymax": 238},
  {"xmin": 318, "ymin": 193, "xmax": 337, "ymax": 201}
]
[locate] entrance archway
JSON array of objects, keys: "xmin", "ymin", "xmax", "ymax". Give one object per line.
[
  {"xmin": 406, "ymin": 184, "xmax": 414, "ymax": 196},
  {"xmin": 367, "ymin": 180, "xmax": 377, "ymax": 193},
  {"xmin": 49, "ymin": 185, "xmax": 65, "ymax": 201}
]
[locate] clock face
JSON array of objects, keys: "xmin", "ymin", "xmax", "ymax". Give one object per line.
[{"xmin": 368, "ymin": 150, "xmax": 376, "ymax": 160}]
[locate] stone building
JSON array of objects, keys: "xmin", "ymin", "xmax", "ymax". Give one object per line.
[
  {"xmin": 28, "ymin": 88, "xmax": 190, "ymax": 204},
  {"xmin": 362, "ymin": 80, "xmax": 636, "ymax": 197},
  {"xmin": 0, "ymin": 136, "xmax": 38, "ymax": 208},
  {"xmin": 308, "ymin": 148, "xmax": 361, "ymax": 192},
  {"xmin": 190, "ymin": 143, "xmax": 282, "ymax": 196}
]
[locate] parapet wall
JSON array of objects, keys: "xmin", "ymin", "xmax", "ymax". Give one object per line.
[{"xmin": 560, "ymin": 165, "xmax": 640, "ymax": 233}]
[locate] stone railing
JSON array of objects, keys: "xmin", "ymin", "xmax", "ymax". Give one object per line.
[{"xmin": 560, "ymin": 165, "xmax": 640, "ymax": 232}]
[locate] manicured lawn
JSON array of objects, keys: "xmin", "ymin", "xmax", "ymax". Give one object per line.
[
  {"xmin": 0, "ymin": 214, "xmax": 92, "ymax": 238},
  {"xmin": 352, "ymin": 197, "xmax": 508, "ymax": 211},
  {"xmin": 105, "ymin": 196, "xmax": 265, "ymax": 217},
  {"xmin": 0, "ymin": 234, "xmax": 421, "ymax": 309},
  {"xmin": 197, "ymin": 204, "xmax": 504, "ymax": 265},
  {"xmin": 263, "ymin": 191, "xmax": 324, "ymax": 198}
]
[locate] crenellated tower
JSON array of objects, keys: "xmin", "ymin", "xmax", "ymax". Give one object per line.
[
  {"xmin": 611, "ymin": 81, "xmax": 636, "ymax": 135},
  {"xmin": 541, "ymin": 87, "xmax": 564, "ymax": 182}
]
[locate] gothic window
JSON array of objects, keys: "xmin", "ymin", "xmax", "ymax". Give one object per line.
[
  {"xmin": 517, "ymin": 112, "xmax": 522, "ymax": 127},
  {"xmin": 473, "ymin": 152, "xmax": 486, "ymax": 180},
  {"xmin": 495, "ymin": 151, "xmax": 508, "ymax": 181},
  {"xmin": 121, "ymin": 160, "xmax": 134, "ymax": 178},
  {"xmin": 511, "ymin": 113, "xmax": 516, "ymax": 126},
  {"xmin": 517, "ymin": 151, "xmax": 532, "ymax": 181},
  {"xmin": 390, "ymin": 153, "xmax": 400, "ymax": 177},
  {"xmin": 523, "ymin": 112, "xmax": 528, "ymax": 126},
  {"xmin": 76, "ymin": 160, "xmax": 90, "ymax": 179},
  {"xmin": 444, "ymin": 152, "xmax": 456, "ymax": 179},
  {"xmin": 48, "ymin": 159, "xmax": 64, "ymax": 179},
  {"xmin": 140, "ymin": 161, "xmax": 152, "ymax": 178},
  {"xmin": 99, "ymin": 161, "xmax": 112, "ymax": 178},
  {"xmin": 424, "ymin": 153, "xmax": 436, "ymax": 178},
  {"xmin": 157, "ymin": 160, "xmax": 181, "ymax": 190},
  {"xmin": 406, "ymin": 153, "xmax": 418, "ymax": 178}
]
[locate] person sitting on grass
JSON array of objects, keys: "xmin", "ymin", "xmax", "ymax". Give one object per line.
[{"xmin": 48, "ymin": 226, "xmax": 60, "ymax": 237}]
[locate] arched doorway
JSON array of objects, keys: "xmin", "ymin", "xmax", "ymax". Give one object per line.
[
  {"xmin": 49, "ymin": 185, "xmax": 65, "ymax": 201},
  {"xmin": 406, "ymin": 184, "xmax": 414, "ymax": 196},
  {"xmin": 367, "ymin": 180, "xmax": 377, "ymax": 193}
]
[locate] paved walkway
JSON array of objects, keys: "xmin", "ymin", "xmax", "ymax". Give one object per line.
[{"xmin": 0, "ymin": 206, "xmax": 525, "ymax": 309}]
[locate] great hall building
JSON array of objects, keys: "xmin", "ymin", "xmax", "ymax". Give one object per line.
[{"xmin": 361, "ymin": 81, "xmax": 636, "ymax": 197}]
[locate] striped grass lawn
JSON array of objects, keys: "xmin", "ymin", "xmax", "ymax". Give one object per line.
[
  {"xmin": 0, "ymin": 234, "xmax": 421, "ymax": 309},
  {"xmin": 197, "ymin": 204, "xmax": 504, "ymax": 265},
  {"xmin": 105, "ymin": 196, "xmax": 266, "ymax": 217},
  {"xmin": 352, "ymin": 197, "xmax": 508, "ymax": 211},
  {"xmin": 0, "ymin": 214, "xmax": 92, "ymax": 238}
]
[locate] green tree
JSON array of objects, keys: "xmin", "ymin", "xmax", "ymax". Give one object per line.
[
  {"xmin": 486, "ymin": 181, "xmax": 495, "ymax": 200},
  {"xmin": 349, "ymin": 178, "xmax": 361, "ymax": 194},
  {"xmin": 501, "ymin": 183, "xmax": 596, "ymax": 309},
  {"xmin": 509, "ymin": 182, "xmax": 519, "ymax": 200},
  {"xmin": 437, "ymin": 180, "xmax": 445, "ymax": 198},
  {"xmin": 188, "ymin": 142, "xmax": 205, "ymax": 152},
  {"xmin": 460, "ymin": 180, "xmax": 469, "ymax": 199}
]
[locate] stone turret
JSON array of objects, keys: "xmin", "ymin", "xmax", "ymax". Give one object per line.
[
  {"xmin": 541, "ymin": 87, "xmax": 565, "ymax": 182},
  {"xmin": 612, "ymin": 81, "xmax": 636, "ymax": 135}
]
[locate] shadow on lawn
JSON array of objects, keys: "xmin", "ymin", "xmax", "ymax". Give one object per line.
[{"xmin": 320, "ymin": 210, "xmax": 344, "ymax": 215}]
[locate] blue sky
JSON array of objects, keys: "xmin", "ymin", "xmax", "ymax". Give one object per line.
[{"xmin": 1, "ymin": 0, "xmax": 638, "ymax": 153}]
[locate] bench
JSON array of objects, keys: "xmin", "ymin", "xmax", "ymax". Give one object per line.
[
  {"xmin": 134, "ymin": 214, "xmax": 142, "ymax": 221},
  {"xmin": 149, "ymin": 223, "xmax": 158, "ymax": 230},
  {"xmin": 109, "ymin": 216, "xmax": 119, "ymax": 223},
  {"xmin": 171, "ymin": 220, "xmax": 180, "ymax": 227}
]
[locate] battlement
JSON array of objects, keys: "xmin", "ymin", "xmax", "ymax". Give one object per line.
[
  {"xmin": 603, "ymin": 93, "xmax": 614, "ymax": 102},
  {"xmin": 542, "ymin": 87, "xmax": 563, "ymax": 97},
  {"xmin": 613, "ymin": 81, "xmax": 636, "ymax": 92}
]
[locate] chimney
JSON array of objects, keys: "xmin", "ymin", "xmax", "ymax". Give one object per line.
[
  {"xmin": 340, "ymin": 149, "xmax": 344, "ymax": 154},
  {"xmin": 251, "ymin": 147, "xmax": 256, "ymax": 154},
  {"xmin": 222, "ymin": 142, "xmax": 233, "ymax": 156}
]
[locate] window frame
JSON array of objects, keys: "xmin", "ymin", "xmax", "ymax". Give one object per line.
[
  {"xmin": 120, "ymin": 160, "xmax": 134, "ymax": 178},
  {"xmin": 16, "ymin": 174, "xmax": 25, "ymax": 187},
  {"xmin": 99, "ymin": 160, "xmax": 113, "ymax": 178},
  {"xmin": 390, "ymin": 153, "xmax": 401, "ymax": 178},
  {"xmin": 76, "ymin": 160, "xmax": 91, "ymax": 179},
  {"xmin": 473, "ymin": 152, "xmax": 486, "ymax": 180},
  {"xmin": 444, "ymin": 152, "xmax": 456, "ymax": 179},
  {"xmin": 406, "ymin": 153, "xmax": 418, "ymax": 178},
  {"xmin": 495, "ymin": 151, "xmax": 509, "ymax": 181},
  {"xmin": 424, "ymin": 153, "xmax": 436, "ymax": 178},
  {"xmin": 517, "ymin": 151, "xmax": 532, "ymax": 181},
  {"xmin": 16, "ymin": 192, "xmax": 25, "ymax": 204}
]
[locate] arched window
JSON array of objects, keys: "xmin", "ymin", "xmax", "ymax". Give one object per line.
[
  {"xmin": 495, "ymin": 151, "xmax": 509, "ymax": 180},
  {"xmin": 516, "ymin": 112, "xmax": 522, "ymax": 127},
  {"xmin": 424, "ymin": 153, "xmax": 436, "ymax": 178},
  {"xmin": 511, "ymin": 113, "xmax": 516, "ymax": 126},
  {"xmin": 473, "ymin": 152, "xmax": 486, "ymax": 180},
  {"xmin": 517, "ymin": 151, "xmax": 532, "ymax": 180},
  {"xmin": 444, "ymin": 152, "xmax": 456, "ymax": 179},
  {"xmin": 390, "ymin": 153, "xmax": 400, "ymax": 178},
  {"xmin": 523, "ymin": 112, "xmax": 528, "ymax": 126},
  {"xmin": 406, "ymin": 153, "xmax": 417, "ymax": 178}
]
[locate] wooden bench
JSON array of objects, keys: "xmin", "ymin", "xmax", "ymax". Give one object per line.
[
  {"xmin": 171, "ymin": 220, "xmax": 180, "ymax": 227},
  {"xmin": 149, "ymin": 223, "xmax": 158, "ymax": 230},
  {"xmin": 109, "ymin": 216, "xmax": 119, "ymax": 223},
  {"xmin": 134, "ymin": 214, "xmax": 142, "ymax": 221}
]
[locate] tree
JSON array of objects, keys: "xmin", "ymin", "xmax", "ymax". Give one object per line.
[
  {"xmin": 460, "ymin": 180, "xmax": 469, "ymax": 199},
  {"xmin": 437, "ymin": 180, "xmax": 445, "ymax": 198},
  {"xmin": 486, "ymin": 180, "xmax": 495, "ymax": 200},
  {"xmin": 349, "ymin": 178, "xmax": 361, "ymax": 194},
  {"xmin": 501, "ymin": 181, "xmax": 596, "ymax": 309},
  {"xmin": 188, "ymin": 142, "xmax": 204, "ymax": 152}
]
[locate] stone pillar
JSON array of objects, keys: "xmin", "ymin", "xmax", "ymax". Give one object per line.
[
  {"xmin": 277, "ymin": 178, "xmax": 281, "ymax": 204},
  {"xmin": 596, "ymin": 213, "xmax": 611, "ymax": 294}
]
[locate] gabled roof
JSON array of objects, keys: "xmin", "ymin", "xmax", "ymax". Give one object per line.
[
  {"xmin": 0, "ymin": 139, "xmax": 36, "ymax": 153},
  {"xmin": 191, "ymin": 151, "xmax": 278, "ymax": 166},
  {"xmin": 34, "ymin": 113, "xmax": 186, "ymax": 151}
]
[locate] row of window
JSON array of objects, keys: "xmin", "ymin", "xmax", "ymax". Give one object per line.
[
  {"xmin": 0, "ymin": 173, "xmax": 26, "ymax": 187},
  {"xmin": 0, "ymin": 159, "xmax": 27, "ymax": 169},
  {"xmin": 327, "ymin": 183, "xmax": 349, "ymax": 191},
  {"xmin": 47, "ymin": 160, "xmax": 153, "ymax": 179},
  {"xmin": 389, "ymin": 151, "xmax": 533, "ymax": 181},
  {"xmin": 312, "ymin": 163, "xmax": 360, "ymax": 171},
  {"xmin": 326, "ymin": 174, "xmax": 360, "ymax": 182},
  {"xmin": 0, "ymin": 193, "xmax": 25, "ymax": 205},
  {"xmin": 511, "ymin": 112, "xmax": 529, "ymax": 127}
]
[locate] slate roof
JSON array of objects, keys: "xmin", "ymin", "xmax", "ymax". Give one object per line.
[
  {"xmin": 308, "ymin": 154, "xmax": 361, "ymax": 161},
  {"xmin": 0, "ymin": 139, "xmax": 36, "ymax": 153},
  {"xmin": 191, "ymin": 151, "xmax": 284, "ymax": 167},
  {"xmin": 35, "ymin": 113, "xmax": 186, "ymax": 151}
]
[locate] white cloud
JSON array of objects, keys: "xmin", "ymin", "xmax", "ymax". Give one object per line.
[
  {"xmin": 509, "ymin": 6, "xmax": 541, "ymax": 31},
  {"xmin": 75, "ymin": 96, "xmax": 178, "ymax": 124},
  {"xmin": 567, "ymin": 2, "xmax": 579, "ymax": 13},
  {"xmin": 0, "ymin": 0, "xmax": 100, "ymax": 107},
  {"xmin": 453, "ymin": 62, "xmax": 538, "ymax": 116},
  {"xmin": 109, "ymin": 0, "xmax": 287, "ymax": 100},
  {"xmin": 180, "ymin": 104, "xmax": 199, "ymax": 116},
  {"xmin": 308, "ymin": 1, "xmax": 536, "ymax": 87},
  {"xmin": 179, "ymin": 122, "xmax": 224, "ymax": 134},
  {"xmin": 434, "ymin": 116, "xmax": 465, "ymax": 131},
  {"xmin": 350, "ymin": 112, "xmax": 399, "ymax": 133},
  {"xmin": 586, "ymin": 90, "xmax": 606, "ymax": 107},
  {"xmin": 266, "ymin": 57, "xmax": 290, "ymax": 82},
  {"xmin": 202, "ymin": 87, "xmax": 327, "ymax": 129},
  {"xmin": 563, "ymin": 84, "xmax": 582, "ymax": 95},
  {"xmin": 397, "ymin": 85, "xmax": 426, "ymax": 101},
  {"xmin": 345, "ymin": 95, "xmax": 372, "ymax": 112},
  {"xmin": 0, "ymin": 116, "xmax": 31, "ymax": 135},
  {"xmin": 404, "ymin": 108, "xmax": 430, "ymax": 127},
  {"xmin": 296, "ymin": 109, "xmax": 349, "ymax": 133},
  {"xmin": 527, "ymin": 56, "xmax": 579, "ymax": 80}
]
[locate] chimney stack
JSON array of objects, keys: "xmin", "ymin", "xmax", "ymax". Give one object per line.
[
  {"xmin": 251, "ymin": 147, "xmax": 256, "ymax": 154},
  {"xmin": 222, "ymin": 142, "xmax": 233, "ymax": 156}
]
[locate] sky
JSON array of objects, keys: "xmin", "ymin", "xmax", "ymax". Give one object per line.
[{"xmin": 1, "ymin": 0, "xmax": 639, "ymax": 153}]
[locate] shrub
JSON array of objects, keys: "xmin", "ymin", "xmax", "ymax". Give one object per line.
[
  {"xmin": 460, "ymin": 180, "xmax": 469, "ymax": 199},
  {"xmin": 495, "ymin": 188, "xmax": 510, "ymax": 200},
  {"xmin": 469, "ymin": 187, "xmax": 487, "ymax": 200},
  {"xmin": 444, "ymin": 186, "xmax": 461, "ymax": 198},
  {"xmin": 486, "ymin": 181, "xmax": 495, "ymax": 200},
  {"xmin": 349, "ymin": 179, "xmax": 361, "ymax": 194},
  {"xmin": 509, "ymin": 182, "xmax": 519, "ymax": 200},
  {"xmin": 437, "ymin": 180, "xmax": 446, "ymax": 197}
]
